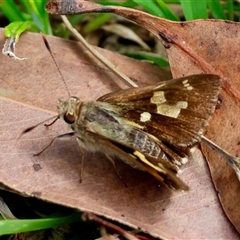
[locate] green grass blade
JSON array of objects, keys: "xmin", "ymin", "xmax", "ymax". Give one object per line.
[
  {"xmin": 0, "ymin": 0, "xmax": 25, "ymax": 22},
  {"xmin": 0, "ymin": 213, "xmax": 81, "ymax": 235},
  {"xmin": 227, "ymin": 0, "xmax": 234, "ymax": 21},
  {"xmin": 68, "ymin": 14, "xmax": 87, "ymax": 26},
  {"xmin": 19, "ymin": 0, "xmax": 52, "ymax": 34},
  {"xmin": 155, "ymin": 0, "xmax": 179, "ymax": 20},
  {"xmin": 84, "ymin": 13, "xmax": 114, "ymax": 33},
  {"xmin": 180, "ymin": 0, "xmax": 208, "ymax": 20},
  {"xmin": 207, "ymin": 0, "xmax": 227, "ymax": 19},
  {"xmin": 123, "ymin": 51, "xmax": 169, "ymax": 67},
  {"xmin": 4, "ymin": 21, "xmax": 33, "ymax": 42},
  {"xmin": 132, "ymin": 0, "xmax": 165, "ymax": 17},
  {"xmin": 99, "ymin": 0, "xmax": 138, "ymax": 8}
]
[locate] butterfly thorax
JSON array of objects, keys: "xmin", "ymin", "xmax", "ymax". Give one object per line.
[{"xmin": 67, "ymin": 101, "xmax": 168, "ymax": 162}]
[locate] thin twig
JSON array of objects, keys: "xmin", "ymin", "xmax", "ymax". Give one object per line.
[
  {"xmin": 82, "ymin": 212, "xmax": 140, "ymax": 240},
  {"xmin": 61, "ymin": 15, "xmax": 138, "ymax": 88}
]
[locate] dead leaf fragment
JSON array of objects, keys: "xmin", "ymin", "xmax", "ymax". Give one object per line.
[
  {"xmin": 45, "ymin": 0, "xmax": 240, "ymax": 234},
  {"xmin": 0, "ymin": 29, "xmax": 239, "ymax": 239},
  {"xmin": 101, "ymin": 23, "xmax": 151, "ymax": 51}
]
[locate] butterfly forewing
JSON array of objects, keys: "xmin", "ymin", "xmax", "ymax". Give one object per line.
[{"xmin": 98, "ymin": 74, "xmax": 221, "ymax": 146}]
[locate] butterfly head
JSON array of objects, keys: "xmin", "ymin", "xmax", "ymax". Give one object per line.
[{"xmin": 58, "ymin": 96, "xmax": 81, "ymax": 125}]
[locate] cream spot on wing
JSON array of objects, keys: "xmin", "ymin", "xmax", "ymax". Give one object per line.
[
  {"xmin": 125, "ymin": 120, "xmax": 144, "ymax": 129},
  {"xmin": 190, "ymin": 146, "xmax": 197, "ymax": 154},
  {"xmin": 134, "ymin": 151, "xmax": 166, "ymax": 173},
  {"xmin": 181, "ymin": 157, "xmax": 188, "ymax": 164},
  {"xmin": 156, "ymin": 101, "xmax": 188, "ymax": 118},
  {"xmin": 157, "ymin": 105, "xmax": 181, "ymax": 118},
  {"xmin": 140, "ymin": 112, "xmax": 151, "ymax": 122},
  {"xmin": 151, "ymin": 91, "xmax": 166, "ymax": 104},
  {"xmin": 182, "ymin": 79, "xmax": 193, "ymax": 90},
  {"xmin": 176, "ymin": 101, "xmax": 188, "ymax": 109},
  {"xmin": 178, "ymin": 169, "xmax": 183, "ymax": 174}
]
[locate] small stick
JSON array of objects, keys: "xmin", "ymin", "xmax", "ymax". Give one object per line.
[
  {"xmin": 201, "ymin": 136, "xmax": 240, "ymax": 180},
  {"xmin": 61, "ymin": 15, "xmax": 138, "ymax": 88},
  {"xmin": 82, "ymin": 212, "xmax": 144, "ymax": 240}
]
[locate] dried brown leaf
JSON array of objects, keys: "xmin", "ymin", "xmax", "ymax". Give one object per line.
[
  {"xmin": 0, "ymin": 29, "xmax": 239, "ymax": 239},
  {"xmin": 45, "ymin": 0, "xmax": 240, "ymax": 235}
]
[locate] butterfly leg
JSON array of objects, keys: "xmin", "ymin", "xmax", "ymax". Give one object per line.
[
  {"xmin": 76, "ymin": 139, "xmax": 85, "ymax": 183},
  {"xmin": 34, "ymin": 132, "xmax": 75, "ymax": 156},
  {"xmin": 105, "ymin": 155, "xmax": 128, "ymax": 187}
]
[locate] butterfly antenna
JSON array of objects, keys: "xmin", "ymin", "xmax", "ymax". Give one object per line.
[
  {"xmin": 41, "ymin": 33, "xmax": 71, "ymax": 97},
  {"xmin": 19, "ymin": 116, "xmax": 59, "ymax": 139}
]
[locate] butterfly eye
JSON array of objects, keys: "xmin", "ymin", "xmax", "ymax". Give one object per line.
[{"xmin": 64, "ymin": 113, "xmax": 75, "ymax": 124}]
